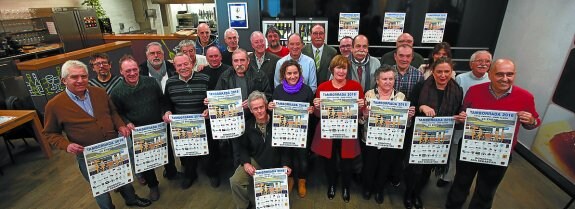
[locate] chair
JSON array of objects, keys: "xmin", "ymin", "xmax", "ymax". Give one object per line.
[{"xmin": 2, "ymin": 96, "xmax": 37, "ymax": 164}]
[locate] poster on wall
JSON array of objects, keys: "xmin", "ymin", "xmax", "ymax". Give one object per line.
[
  {"xmin": 83, "ymin": 137, "xmax": 133, "ymax": 197},
  {"xmin": 132, "ymin": 122, "xmax": 169, "ymax": 173},
  {"xmin": 207, "ymin": 88, "xmax": 245, "ymax": 139},
  {"xmin": 169, "ymin": 114, "xmax": 209, "ymax": 157},
  {"xmin": 381, "ymin": 12, "xmax": 406, "ymax": 42},
  {"xmin": 460, "ymin": 109, "xmax": 517, "ymax": 166},
  {"xmin": 421, "ymin": 13, "xmax": 448, "ymax": 43},
  {"xmin": 228, "ymin": 2, "xmax": 248, "ymax": 29},
  {"xmin": 338, "ymin": 13, "xmax": 360, "ymax": 41},
  {"xmin": 320, "ymin": 91, "xmax": 359, "ymax": 139},
  {"xmin": 409, "ymin": 117, "xmax": 454, "ymax": 164},
  {"xmin": 365, "ymin": 100, "xmax": 410, "ymax": 148},
  {"xmin": 272, "ymin": 100, "xmax": 310, "ymax": 148},
  {"xmin": 254, "ymin": 168, "xmax": 290, "ymax": 209}
]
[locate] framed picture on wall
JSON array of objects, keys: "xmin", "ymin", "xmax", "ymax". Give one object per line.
[{"xmin": 228, "ymin": 2, "xmax": 248, "ymax": 29}]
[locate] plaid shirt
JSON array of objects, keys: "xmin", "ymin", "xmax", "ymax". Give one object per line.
[{"xmin": 393, "ymin": 65, "xmax": 423, "ymax": 99}]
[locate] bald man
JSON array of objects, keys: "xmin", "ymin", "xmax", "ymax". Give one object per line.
[
  {"xmin": 249, "ymin": 31, "xmax": 279, "ymax": 87},
  {"xmin": 380, "ymin": 33, "xmax": 425, "ymax": 68},
  {"xmin": 195, "ymin": 23, "xmax": 225, "ymax": 55}
]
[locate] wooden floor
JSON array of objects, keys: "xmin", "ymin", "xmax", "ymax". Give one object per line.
[{"xmin": 0, "ymin": 139, "xmax": 573, "ymax": 209}]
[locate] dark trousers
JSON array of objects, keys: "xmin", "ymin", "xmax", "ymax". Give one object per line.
[
  {"xmin": 182, "ymin": 120, "xmax": 220, "ymax": 180},
  {"xmin": 445, "ymin": 143, "xmax": 509, "ymax": 209},
  {"xmin": 142, "ymin": 169, "xmax": 159, "ymax": 188},
  {"xmin": 285, "ymin": 147, "xmax": 308, "ymax": 179},
  {"xmin": 404, "ymin": 164, "xmax": 434, "ymax": 198},
  {"xmin": 323, "ymin": 140, "xmax": 354, "ymax": 188},
  {"xmin": 362, "ymin": 145, "xmax": 402, "ymax": 192}
]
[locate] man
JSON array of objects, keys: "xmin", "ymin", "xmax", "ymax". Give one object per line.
[
  {"xmin": 43, "ymin": 60, "xmax": 151, "ymax": 209},
  {"xmin": 162, "ymin": 53, "xmax": 220, "ymax": 189},
  {"xmin": 195, "ymin": 23, "xmax": 224, "ymax": 56},
  {"xmin": 274, "ymin": 34, "xmax": 318, "ymax": 93},
  {"xmin": 347, "ymin": 35, "xmax": 381, "ymax": 91},
  {"xmin": 381, "ymin": 33, "xmax": 425, "ymax": 68},
  {"xmin": 215, "ymin": 48, "xmax": 272, "ymax": 107},
  {"xmin": 175, "ymin": 39, "xmax": 208, "ymax": 72},
  {"xmin": 339, "ymin": 36, "xmax": 353, "ymax": 58},
  {"xmin": 446, "ymin": 59, "xmax": 540, "ymax": 209},
  {"xmin": 455, "ymin": 50, "xmax": 493, "ymax": 97},
  {"xmin": 221, "ymin": 28, "xmax": 240, "ymax": 66},
  {"xmin": 88, "ymin": 53, "xmax": 122, "ymax": 94},
  {"xmin": 393, "ymin": 44, "xmax": 424, "ymax": 99},
  {"xmin": 265, "ymin": 26, "xmax": 289, "ymax": 57},
  {"xmin": 229, "ymin": 91, "xmax": 291, "ymax": 209},
  {"xmin": 139, "ymin": 42, "xmax": 177, "ymax": 92},
  {"xmin": 249, "ymin": 31, "xmax": 280, "ymax": 88},
  {"xmin": 204, "ymin": 46, "xmax": 232, "ymax": 91},
  {"xmin": 302, "ymin": 24, "xmax": 338, "ymax": 85}
]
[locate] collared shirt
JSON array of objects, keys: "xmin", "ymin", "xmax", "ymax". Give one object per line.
[
  {"xmin": 65, "ymin": 88, "xmax": 94, "ymax": 117},
  {"xmin": 312, "ymin": 45, "xmax": 324, "ymax": 58},
  {"xmin": 178, "ymin": 72, "xmax": 194, "ymax": 83},
  {"xmin": 488, "ymin": 84, "xmax": 513, "ymax": 100},
  {"xmin": 255, "ymin": 52, "xmax": 266, "ymax": 69},
  {"xmin": 393, "ymin": 65, "xmax": 424, "ymax": 99},
  {"xmin": 274, "ymin": 53, "xmax": 318, "ymax": 93}
]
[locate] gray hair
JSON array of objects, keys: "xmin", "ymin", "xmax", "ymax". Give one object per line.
[
  {"xmin": 374, "ymin": 64, "xmax": 397, "ymax": 81},
  {"xmin": 232, "ymin": 48, "xmax": 249, "ymax": 60},
  {"xmin": 247, "ymin": 91, "xmax": 268, "ymax": 110},
  {"xmin": 470, "ymin": 50, "xmax": 493, "ymax": 63},
  {"xmin": 174, "ymin": 39, "xmax": 196, "ymax": 53},
  {"xmin": 224, "ymin": 28, "xmax": 239, "ymax": 38},
  {"xmin": 61, "ymin": 60, "xmax": 89, "ymax": 79},
  {"xmin": 250, "ymin": 31, "xmax": 264, "ymax": 42},
  {"xmin": 173, "ymin": 52, "xmax": 192, "ymax": 62},
  {"xmin": 146, "ymin": 42, "xmax": 163, "ymax": 54}
]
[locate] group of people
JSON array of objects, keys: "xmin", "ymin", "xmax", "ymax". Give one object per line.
[{"xmin": 43, "ymin": 21, "xmax": 540, "ymax": 209}]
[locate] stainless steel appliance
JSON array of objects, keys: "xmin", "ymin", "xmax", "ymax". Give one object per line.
[{"xmin": 51, "ymin": 7, "xmax": 104, "ymax": 52}]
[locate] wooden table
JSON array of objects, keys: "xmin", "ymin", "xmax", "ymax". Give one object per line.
[{"xmin": 0, "ymin": 110, "xmax": 51, "ymax": 158}]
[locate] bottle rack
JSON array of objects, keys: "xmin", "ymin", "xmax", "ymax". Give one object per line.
[
  {"xmin": 262, "ymin": 20, "xmax": 294, "ymax": 46},
  {"xmin": 295, "ymin": 20, "xmax": 328, "ymax": 44}
]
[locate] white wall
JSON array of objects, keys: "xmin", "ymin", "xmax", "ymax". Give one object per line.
[
  {"xmin": 494, "ymin": 0, "xmax": 575, "ymax": 147},
  {"xmin": 101, "ymin": 0, "xmax": 139, "ymax": 33},
  {"xmin": 0, "ymin": 0, "xmax": 81, "ymax": 8},
  {"xmin": 146, "ymin": 0, "xmax": 163, "ymax": 34}
]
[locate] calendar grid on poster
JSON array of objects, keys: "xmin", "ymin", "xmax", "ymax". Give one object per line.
[
  {"xmin": 170, "ymin": 114, "xmax": 209, "ymax": 157},
  {"xmin": 254, "ymin": 168, "xmax": 290, "ymax": 209},
  {"xmin": 84, "ymin": 137, "xmax": 133, "ymax": 197},
  {"xmin": 381, "ymin": 12, "xmax": 406, "ymax": 42},
  {"xmin": 132, "ymin": 122, "xmax": 169, "ymax": 173},
  {"xmin": 338, "ymin": 13, "xmax": 360, "ymax": 41},
  {"xmin": 207, "ymin": 88, "xmax": 245, "ymax": 139},
  {"xmin": 366, "ymin": 100, "xmax": 410, "ymax": 149},
  {"xmin": 421, "ymin": 13, "xmax": 447, "ymax": 43},
  {"xmin": 460, "ymin": 108, "xmax": 517, "ymax": 166},
  {"xmin": 320, "ymin": 91, "xmax": 359, "ymax": 139},
  {"xmin": 409, "ymin": 117, "xmax": 455, "ymax": 164},
  {"xmin": 272, "ymin": 100, "xmax": 310, "ymax": 148}
]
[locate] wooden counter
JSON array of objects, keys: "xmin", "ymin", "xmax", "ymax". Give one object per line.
[{"xmin": 103, "ymin": 33, "xmax": 197, "ymax": 40}]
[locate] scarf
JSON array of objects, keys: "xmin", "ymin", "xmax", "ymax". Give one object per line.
[
  {"xmin": 348, "ymin": 54, "xmax": 371, "ymax": 89},
  {"xmin": 282, "ymin": 77, "xmax": 304, "ymax": 94},
  {"xmin": 147, "ymin": 61, "xmax": 167, "ymax": 86}
]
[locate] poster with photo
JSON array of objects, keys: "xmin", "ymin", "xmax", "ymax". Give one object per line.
[
  {"xmin": 170, "ymin": 114, "xmax": 209, "ymax": 157},
  {"xmin": 272, "ymin": 100, "xmax": 309, "ymax": 148},
  {"xmin": 84, "ymin": 137, "xmax": 133, "ymax": 197},
  {"xmin": 228, "ymin": 2, "xmax": 248, "ymax": 28},
  {"xmin": 409, "ymin": 117, "xmax": 455, "ymax": 164},
  {"xmin": 460, "ymin": 108, "xmax": 517, "ymax": 166},
  {"xmin": 320, "ymin": 91, "xmax": 359, "ymax": 139},
  {"xmin": 338, "ymin": 13, "xmax": 360, "ymax": 41},
  {"xmin": 207, "ymin": 88, "xmax": 245, "ymax": 139},
  {"xmin": 382, "ymin": 12, "xmax": 406, "ymax": 42},
  {"xmin": 422, "ymin": 13, "xmax": 448, "ymax": 43},
  {"xmin": 132, "ymin": 122, "xmax": 168, "ymax": 173},
  {"xmin": 366, "ymin": 100, "xmax": 410, "ymax": 148},
  {"xmin": 254, "ymin": 168, "xmax": 289, "ymax": 209}
]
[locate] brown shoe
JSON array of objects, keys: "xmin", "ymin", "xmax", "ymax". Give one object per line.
[
  {"xmin": 149, "ymin": 186, "xmax": 160, "ymax": 201},
  {"xmin": 288, "ymin": 177, "xmax": 294, "ymax": 192},
  {"xmin": 298, "ymin": 179, "xmax": 307, "ymax": 198}
]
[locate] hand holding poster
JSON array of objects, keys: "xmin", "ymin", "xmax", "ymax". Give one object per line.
[
  {"xmin": 84, "ymin": 137, "xmax": 133, "ymax": 197},
  {"xmin": 338, "ymin": 13, "xmax": 360, "ymax": 41},
  {"xmin": 207, "ymin": 88, "xmax": 245, "ymax": 139},
  {"xmin": 460, "ymin": 108, "xmax": 517, "ymax": 166},
  {"xmin": 422, "ymin": 13, "xmax": 448, "ymax": 43},
  {"xmin": 382, "ymin": 12, "xmax": 406, "ymax": 42},
  {"xmin": 366, "ymin": 100, "xmax": 410, "ymax": 148},
  {"xmin": 272, "ymin": 100, "xmax": 310, "ymax": 148},
  {"xmin": 409, "ymin": 117, "xmax": 455, "ymax": 164},
  {"xmin": 254, "ymin": 168, "xmax": 289, "ymax": 209},
  {"xmin": 320, "ymin": 91, "xmax": 359, "ymax": 139},
  {"xmin": 170, "ymin": 114, "xmax": 209, "ymax": 157},
  {"xmin": 132, "ymin": 122, "xmax": 168, "ymax": 173}
]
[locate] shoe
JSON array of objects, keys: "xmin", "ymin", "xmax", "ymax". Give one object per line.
[
  {"xmin": 362, "ymin": 188, "xmax": 371, "ymax": 200},
  {"xmin": 163, "ymin": 169, "xmax": 177, "ymax": 180},
  {"xmin": 288, "ymin": 177, "xmax": 294, "ymax": 192},
  {"xmin": 403, "ymin": 194, "xmax": 413, "ymax": 209},
  {"xmin": 137, "ymin": 174, "xmax": 147, "ymax": 185},
  {"xmin": 181, "ymin": 178, "xmax": 193, "ymax": 189},
  {"xmin": 413, "ymin": 196, "xmax": 423, "ymax": 209},
  {"xmin": 298, "ymin": 179, "xmax": 307, "ymax": 198},
  {"xmin": 149, "ymin": 186, "xmax": 160, "ymax": 201},
  {"xmin": 436, "ymin": 178, "xmax": 450, "ymax": 187},
  {"xmin": 375, "ymin": 191, "xmax": 384, "ymax": 204},
  {"xmin": 327, "ymin": 185, "xmax": 336, "ymax": 200},
  {"xmin": 209, "ymin": 176, "xmax": 220, "ymax": 188},
  {"xmin": 342, "ymin": 187, "xmax": 350, "ymax": 203},
  {"xmin": 126, "ymin": 197, "xmax": 152, "ymax": 207},
  {"xmin": 391, "ymin": 179, "xmax": 401, "ymax": 187}
]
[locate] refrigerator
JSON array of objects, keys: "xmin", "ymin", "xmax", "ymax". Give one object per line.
[{"xmin": 51, "ymin": 8, "xmax": 104, "ymax": 52}]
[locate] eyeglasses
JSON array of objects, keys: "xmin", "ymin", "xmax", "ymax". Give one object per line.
[
  {"xmin": 148, "ymin": 51, "xmax": 163, "ymax": 56},
  {"xmin": 494, "ymin": 72, "xmax": 515, "ymax": 78},
  {"xmin": 473, "ymin": 59, "xmax": 491, "ymax": 64},
  {"xmin": 397, "ymin": 39, "xmax": 413, "ymax": 43},
  {"xmin": 92, "ymin": 62, "xmax": 110, "ymax": 67},
  {"xmin": 312, "ymin": 32, "xmax": 325, "ymax": 36}
]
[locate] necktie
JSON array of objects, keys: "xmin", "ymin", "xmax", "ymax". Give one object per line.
[
  {"xmin": 314, "ymin": 49, "xmax": 321, "ymax": 70},
  {"xmin": 357, "ymin": 65, "xmax": 363, "ymax": 82}
]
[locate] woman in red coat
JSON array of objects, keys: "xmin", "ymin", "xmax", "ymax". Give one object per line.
[{"xmin": 312, "ymin": 55, "xmax": 365, "ymax": 202}]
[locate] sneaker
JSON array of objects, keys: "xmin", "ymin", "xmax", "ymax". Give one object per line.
[{"xmin": 125, "ymin": 197, "xmax": 152, "ymax": 207}]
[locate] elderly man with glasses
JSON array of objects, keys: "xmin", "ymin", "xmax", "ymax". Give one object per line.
[{"xmin": 88, "ymin": 52, "xmax": 122, "ymax": 94}]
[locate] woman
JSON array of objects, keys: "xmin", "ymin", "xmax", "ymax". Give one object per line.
[
  {"xmin": 268, "ymin": 60, "xmax": 314, "ymax": 198},
  {"xmin": 404, "ymin": 57, "xmax": 463, "ymax": 209},
  {"xmin": 361, "ymin": 65, "xmax": 415, "ymax": 204},
  {"xmin": 312, "ymin": 55, "xmax": 365, "ymax": 203},
  {"xmin": 418, "ymin": 42, "xmax": 455, "ymax": 80}
]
